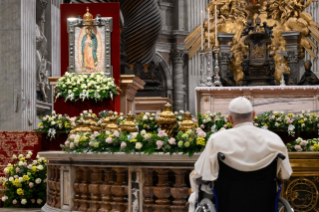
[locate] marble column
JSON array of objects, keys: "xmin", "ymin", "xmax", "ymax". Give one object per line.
[
  {"xmin": 218, "ymin": 33, "xmax": 235, "ymax": 79},
  {"xmin": 171, "ymin": 50, "xmax": 186, "ymax": 111},
  {"xmin": 281, "ymin": 31, "xmax": 301, "ymax": 84}
]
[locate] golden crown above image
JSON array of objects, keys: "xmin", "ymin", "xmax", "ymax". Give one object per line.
[{"xmin": 83, "ymin": 7, "xmax": 94, "ymax": 25}]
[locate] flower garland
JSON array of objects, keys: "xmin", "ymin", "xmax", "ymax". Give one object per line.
[
  {"xmin": 55, "ymin": 72, "xmax": 120, "ymax": 102},
  {"xmin": 286, "ymin": 138, "xmax": 319, "ymax": 152},
  {"xmin": 1, "ymin": 152, "xmax": 47, "ymax": 208},
  {"xmin": 61, "ymin": 128, "xmax": 213, "ymax": 157}
]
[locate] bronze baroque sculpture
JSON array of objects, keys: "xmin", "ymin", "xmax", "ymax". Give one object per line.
[
  {"xmin": 298, "ymin": 60, "xmax": 319, "ymax": 85},
  {"xmin": 185, "ymin": 0, "xmax": 319, "ymax": 84}
]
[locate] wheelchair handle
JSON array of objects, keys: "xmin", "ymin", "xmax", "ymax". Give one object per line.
[
  {"xmin": 218, "ymin": 152, "xmax": 226, "ymax": 160},
  {"xmin": 277, "ymin": 153, "xmax": 285, "ymax": 160}
]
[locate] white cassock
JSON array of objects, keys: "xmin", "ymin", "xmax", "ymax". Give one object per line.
[{"xmin": 188, "ymin": 122, "xmax": 293, "ymax": 212}]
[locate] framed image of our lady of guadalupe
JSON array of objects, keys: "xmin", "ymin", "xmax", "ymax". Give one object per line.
[{"xmin": 67, "ymin": 8, "xmax": 113, "ymax": 76}]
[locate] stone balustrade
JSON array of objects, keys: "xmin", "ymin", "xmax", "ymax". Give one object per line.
[{"xmin": 39, "ymin": 152, "xmax": 319, "ymax": 212}]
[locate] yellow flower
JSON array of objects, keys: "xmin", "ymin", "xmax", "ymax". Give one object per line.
[
  {"xmin": 108, "ymin": 135, "xmax": 114, "ymax": 137},
  {"xmin": 226, "ymin": 122, "xmax": 232, "ymax": 128},
  {"xmin": 92, "ymin": 113, "xmax": 97, "ymax": 117},
  {"xmin": 195, "ymin": 123, "xmax": 199, "ymax": 128},
  {"xmin": 23, "ymin": 175, "xmax": 30, "ymax": 182},
  {"xmin": 17, "ymin": 188, "xmax": 24, "ymax": 195},
  {"xmin": 12, "ymin": 179, "xmax": 21, "ymax": 187},
  {"xmin": 3, "ymin": 181, "xmax": 6, "ymax": 187},
  {"xmin": 298, "ymin": 120, "xmax": 304, "ymax": 124},
  {"xmin": 32, "ymin": 166, "xmax": 38, "ymax": 173},
  {"xmin": 6, "ymin": 166, "xmax": 13, "ymax": 173},
  {"xmin": 20, "ymin": 157, "xmax": 26, "ymax": 162},
  {"xmin": 254, "ymin": 116, "xmax": 258, "ymax": 120},
  {"xmin": 44, "ymin": 159, "xmax": 47, "ymax": 163},
  {"xmin": 130, "ymin": 139, "xmax": 137, "ymax": 143},
  {"xmin": 38, "ymin": 122, "xmax": 43, "ymax": 127},
  {"xmin": 65, "ymin": 122, "xmax": 71, "ymax": 128},
  {"xmin": 196, "ymin": 137, "xmax": 206, "ymax": 146},
  {"xmin": 188, "ymin": 138, "xmax": 193, "ymax": 142},
  {"xmin": 143, "ymin": 124, "xmax": 146, "ymax": 128}
]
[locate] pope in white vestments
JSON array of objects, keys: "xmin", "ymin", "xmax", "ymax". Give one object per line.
[{"xmin": 188, "ymin": 97, "xmax": 293, "ymax": 212}]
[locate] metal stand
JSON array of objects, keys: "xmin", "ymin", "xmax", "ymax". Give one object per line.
[
  {"xmin": 205, "ymin": 49, "xmax": 214, "ymax": 87},
  {"xmin": 277, "ymin": 48, "xmax": 287, "ymax": 87},
  {"xmin": 213, "ymin": 48, "xmax": 222, "ymax": 87},
  {"xmin": 199, "ymin": 50, "xmax": 207, "ymax": 87}
]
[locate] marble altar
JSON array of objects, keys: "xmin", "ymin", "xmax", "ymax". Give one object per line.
[
  {"xmin": 196, "ymin": 86, "xmax": 319, "ymax": 115},
  {"xmin": 38, "ymin": 151, "xmax": 319, "ymax": 212}
]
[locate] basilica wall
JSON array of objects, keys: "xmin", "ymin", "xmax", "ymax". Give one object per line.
[
  {"xmin": 306, "ymin": 2, "xmax": 319, "ymax": 77},
  {"xmin": 0, "ymin": 0, "xmax": 63, "ymax": 131}
]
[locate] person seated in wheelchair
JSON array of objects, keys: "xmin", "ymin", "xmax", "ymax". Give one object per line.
[{"xmin": 189, "ymin": 97, "xmax": 293, "ymax": 212}]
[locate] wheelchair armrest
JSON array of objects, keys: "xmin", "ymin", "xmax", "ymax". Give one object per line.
[{"xmin": 276, "ymin": 177, "xmax": 283, "ymax": 185}]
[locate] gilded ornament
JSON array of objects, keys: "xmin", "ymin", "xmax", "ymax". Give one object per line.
[
  {"xmin": 285, "ymin": 177, "xmax": 318, "ymax": 212},
  {"xmin": 121, "ymin": 113, "xmax": 138, "ymax": 133},
  {"xmin": 83, "ymin": 7, "xmax": 94, "ymax": 25},
  {"xmin": 105, "ymin": 116, "xmax": 120, "ymax": 132},
  {"xmin": 101, "ymin": 111, "xmax": 114, "ymax": 129},
  {"xmin": 156, "ymin": 103, "xmax": 177, "ymax": 136},
  {"xmin": 178, "ymin": 112, "xmax": 195, "ymax": 132}
]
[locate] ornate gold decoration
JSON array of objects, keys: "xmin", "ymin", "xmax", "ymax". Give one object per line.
[
  {"xmin": 156, "ymin": 103, "xmax": 177, "ymax": 136},
  {"xmin": 83, "ymin": 7, "xmax": 94, "ymax": 25},
  {"xmin": 101, "ymin": 111, "xmax": 114, "ymax": 130},
  {"xmin": 106, "ymin": 116, "xmax": 120, "ymax": 132},
  {"xmin": 86, "ymin": 117, "xmax": 100, "ymax": 132},
  {"xmin": 178, "ymin": 112, "xmax": 195, "ymax": 132},
  {"xmin": 185, "ymin": 0, "xmax": 319, "ymax": 84},
  {"xmin": 121, "ymin": 112, "xmax": 138, "ymax": 133},
  {"xmin": 285, "ymin": 177, "xmax": 319, "ymax": 212}
]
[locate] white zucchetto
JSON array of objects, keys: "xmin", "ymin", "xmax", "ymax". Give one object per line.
[{"xmin": 228, "ymin": 97, "xmax": 253, "ymax": 114}]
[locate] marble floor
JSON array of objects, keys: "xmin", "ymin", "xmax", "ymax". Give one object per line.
[{"xmin": 0, "ymin": 209, "xmax": 41, "ymax": 212}]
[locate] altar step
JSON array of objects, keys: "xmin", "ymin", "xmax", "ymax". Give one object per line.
[{"xmin": 0, "ymin": 209, "xmax": 41, "ymax": 212}]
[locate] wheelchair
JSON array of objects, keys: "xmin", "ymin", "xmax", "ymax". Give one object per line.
[{"xmin": 195, "ymin": 153, "xmax": 293, "ymax": 212}]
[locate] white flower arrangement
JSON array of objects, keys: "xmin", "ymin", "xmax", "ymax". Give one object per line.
[{"xmin": 55, "ymin": 72, "xmax": 120, "ymax": 102}]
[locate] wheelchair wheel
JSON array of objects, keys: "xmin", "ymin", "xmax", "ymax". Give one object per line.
[
  {"xmin": 195, "ymin": 198, "xmax": 216, "ymax": 212},
  {"xmin": 278, "ymin": 197, "xmax": 294, "ymax": 212}
]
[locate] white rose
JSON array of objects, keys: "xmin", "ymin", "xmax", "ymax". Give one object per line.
[
  {"xmin": 12, "ymin": 154, "xmax": 17, "ymax": 159},
  {"xmin": 140, "ymin": 130, "xmax": 147, "ymax": 136},
  {"xmin": 36, "ymin": 154, "xmax": 40, "ymax": 159},
  {"xmin": 9, "ymin": 177, "xmax": 13, "ymax": 182},
  {"xmin": 37, "ymin": 199, "xmax": 43, "ymax": 204},
  {"xmin": 143, "ymin": 115, "xmax": 148, "ymax": 121},
  {"xmin": 52, "ymin": 110, "xmax": 56, "ymax": 115},
  {"xmin": 19, "ymin": 177, "xmax": 24, "ymax": 182},
  {"xmin": 135, "ymin": 142, "xmax": 143, "ymax": 150},
  {"xmin": 26, "ymin": 154, "xmax": 31, "ymax": 159},
  {"xmin": 4, "ymin": 168, "xmax": 9, "ymax": 174},
  {"xmin": 18, "ymin": 154, "xmax": 24, "ymax": 158},
  {"xmin": 18, "ymin": 161, "xmax": 24, "ymax": 166},
  {"xmin": 144, "ymin": 134, "xmax": 151, "ymax": 140},
  {"xmin": 151, "ymin": 113, "xmax": 155, "ymax": 116},
  {"xmin": 120, "ymin": 112, "xmax": 123, "ymax": 116},
  {"xmin": 28, "ymin": 151, "xmax": 33, "ymax": 155},
  {"xmin": 83, "ymin": 110, "xmax": 88, "ymax": 114},
  {"xmin": 2, "ymin": 196, "xmax": 8, "ymax": 202},
  {"xmin": 89, "ymin": 109, "xmax": 93, "ymax": 113},
  {"xmin": 35, "ymin": 178, "xmax": 42, "ymax": 184},
  {"xmin": 37, "ymin": 165, "xmax": 44, "ymax": 170},
  {"xmin": 114, "ymin": 112, "xmax": 118, "ymax": 115},
  {"xmin": 21, "ymin": 199, "xmax": 27, "ymax": 205},
  {"xmin": 150, "ymin": 117, "xmax": 154, "ymax": 121},
  {"xmin": 51, "ymin": 121, "xmax": 56, "ymax": 126},
  {"xmin": 174, "ymin": 112, "xmax": 178, "ymax": 115},
  {"xmin": 38, "ymin": 158, "xmax": 43, "ymax": 163},
  {"xmin": 131, "ymin": 132, "xmax": 138, "ymax": 139},
  {"xmin": 145, "ymin": 112, "xmax": 150, "ymax": 116},
  {"xmin": 7, "ymin": 163, "xmax": 12, "ymax": 167},
  {"xmin": 179, "ymin": 110, "xmax": 184, "ymax": 114}
]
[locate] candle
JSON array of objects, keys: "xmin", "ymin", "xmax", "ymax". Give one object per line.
[
  {"xmin": 215, "ymin": 5, "xmax": 218, "ymax": 46},
  {"xmin": 201, "ymin": 10, "xmax": 203, "ymax": 50},
  {"xmin": 208, "ymin": 9, "xmax": 210, "ymax": 49}
]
